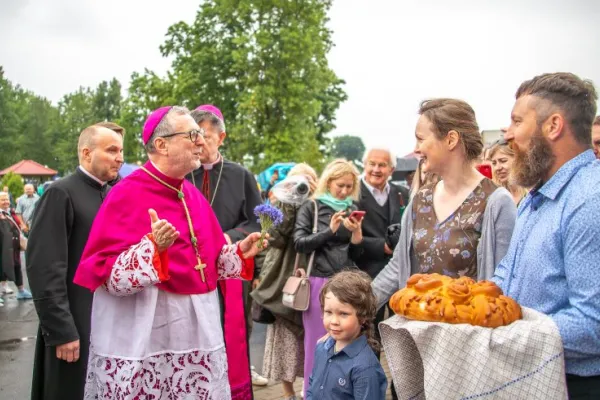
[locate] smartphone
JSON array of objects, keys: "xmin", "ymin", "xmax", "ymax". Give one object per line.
[
  {"xmin": 348, "ymin": 210, "xmax": 366, "ymax": 222},
  {"xmin": 476, "ymin": 164, "xmax": 493, "ymax": 180}
]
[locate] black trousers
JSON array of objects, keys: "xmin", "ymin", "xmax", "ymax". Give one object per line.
[
  {"xmin": 375, "ymin": 304, "xmax": 399, "ymax": 400},
  {"xmin": 2, "ymin": 262, "xmax": 23, "ymax": 287},
  {"xmin": 567, "ymin": 374, "xmax": 600, "ymax": 399}
]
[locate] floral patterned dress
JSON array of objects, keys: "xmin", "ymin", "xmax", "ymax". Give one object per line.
[{"xmin": 412, "ymin": 179, "xmax": 497, "ymax": 278}]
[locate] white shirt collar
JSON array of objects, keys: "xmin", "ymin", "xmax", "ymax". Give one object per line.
[
  {"xmin": 79, "ymin": 166, "xmax": 107, "ymax": 186},
  {"xmin": 362, "ymin": 177, "xmax": 390, "ymax": 195}
]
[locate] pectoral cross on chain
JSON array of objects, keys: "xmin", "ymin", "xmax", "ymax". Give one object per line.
[{"xmin": 195, "ymin": 257, "xmax": 207, "ymax": 282}]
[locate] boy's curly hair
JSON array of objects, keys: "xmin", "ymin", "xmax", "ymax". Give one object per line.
[{"xmin": 320, "ymin": 270, "xmax": 381, "ymax": 352}]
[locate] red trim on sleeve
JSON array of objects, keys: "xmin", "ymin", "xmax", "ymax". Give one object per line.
[
  {"xmin": 236, "ymin": 245, "xmax": 255, "ymax": 281},
  {"xmin": 147, "ymin": 234, "xmax": 170, "ymax": 282}
]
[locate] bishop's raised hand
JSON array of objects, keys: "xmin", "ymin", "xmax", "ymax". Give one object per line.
[
  {"xmin": 149, "ymin": 208, "xmax": 180, "ymax": 252},
  {"xmin": 239, "ymin": 232, "xmax": 269, "ymax": 259}
]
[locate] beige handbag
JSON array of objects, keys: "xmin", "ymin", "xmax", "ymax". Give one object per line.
[{"xmin": 282, "ymin": 200, "xmax": 318, "ymax": 311}]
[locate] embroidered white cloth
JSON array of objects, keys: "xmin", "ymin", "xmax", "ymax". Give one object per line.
[
  {"xmin": 84, "ymin": 239, "xmax": 246, "ymax": 400},
  {"xmin": 379, "ymin": 307, "xmax": 567, "ymax": 400}
]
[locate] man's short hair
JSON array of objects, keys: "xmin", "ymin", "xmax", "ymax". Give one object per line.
[
  {"xmin": 190, "ymin": 109, "xmax": 226, "ymax": 133},
  {"xmin": 77, "ymin": 125, "xmax": 121, "ymax": 158},
  {"xmin": 95, "ymin": 121, "xmax": 125, "ymax": 137},
  {"xmin": 78, "ymin": 125, "xmax": 101, "ymax": 154},
  {"xmin": 516, "ymin": 73, "xmax": 598, "ymax": 146},
  {"xmin": 593, "ymin": 115, "xmax": 600, "ymax": 127}
]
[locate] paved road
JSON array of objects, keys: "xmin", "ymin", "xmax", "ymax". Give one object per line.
[
  {"xmin": 0, "ymin": 301, "xmax": 271, "ymax": 400},
  {"xmin": 0, "ymin": 256, "xmax": 271, "ymax": 400},
  {"xmin": 0, "ymin": 288, "xmax": 38, "ymax": 400}
]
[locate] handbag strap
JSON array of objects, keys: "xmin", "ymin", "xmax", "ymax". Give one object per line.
[{"xmin": 293, "ymin": 199, "xmax": 318, "ymax": 276}]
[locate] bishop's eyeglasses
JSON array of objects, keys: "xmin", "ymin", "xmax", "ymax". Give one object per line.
[{"xmin": 162, "ymin": 128, "xmax": 206, "ymax": 143}]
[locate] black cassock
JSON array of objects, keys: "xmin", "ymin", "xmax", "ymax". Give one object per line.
[
  {"xmin": 190, "ymin": 158, "xmax": 262, "ymax": 242},
  {"xmin": 189, "ymin": 157, "xmax": 262, "ymax": 319},
  {"xmin": 26, "ymin": 168, "xmax": 107, "ymax": 400},
  {"xmin": 188, "ymin": 157, "xmax": 262, "ymax": 354}
]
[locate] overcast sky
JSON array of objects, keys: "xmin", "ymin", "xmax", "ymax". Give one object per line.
[{"xmin": 1, "ymin": 0, "xmax": 599, "ymax": 157}]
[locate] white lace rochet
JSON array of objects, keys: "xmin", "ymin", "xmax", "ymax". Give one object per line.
[{"xmin": 84, "ymin": 238, "xmax": 247, "ymax": 400}]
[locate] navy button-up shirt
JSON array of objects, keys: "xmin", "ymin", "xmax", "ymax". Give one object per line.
[
  {"xmin": 493, "ymin": 150, "xmax": 600, "ymax": 376},
  {"xmin": 306, "ymin": 335, "xmax": 387, "ymax": 400}
]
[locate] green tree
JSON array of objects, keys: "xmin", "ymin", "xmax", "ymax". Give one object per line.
[
  {"xmin": 93, "ymin": 78, "xmax": 122, "ymax": 122},
  {"xmin": 54, "ymin": 87, "xmax": 97, "ymax": 173},
  {"xmin": 132, "ymin": 0, "xmax": 346, "ymax": 172},
  {"xmin": 117, "ymin": 70, "xmax": 176, "ymax": 164},
  {"xmin": 0, "ymin": 67, "xmax": 24, "ymax": 168},
  {"xmin": 0, "ymin": 67, "xmax": 58, "ymax": 170},
  {"xmin": 1, "ymin": 172, "xmax": 25, "ymax": 198},
  {"xmin": 15, "ymin": 94, "xmax": 59, "ymax": 168},
  {"xmin": 0, "ymin": 68, "xmax": 132, "ymax": 174},
  {"xmin": 330, "ymin": 135, "xmax": 366, "ymax": 168}
]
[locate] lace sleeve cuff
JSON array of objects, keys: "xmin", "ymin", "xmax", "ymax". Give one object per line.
[
  {"xmin": 104, "ymin": 234, "xmax": 170, "ymax": 296},
  {"xmin": 217, "ymin": 242, "xmax": 254, "ymax": 280}
]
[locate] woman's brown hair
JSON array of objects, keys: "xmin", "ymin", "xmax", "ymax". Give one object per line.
[
  {"xmin": 319, "ymin": 270, "xmax": 380, "ymax": 352},
  {"xmin": 419, "ymin": 98, "xmax": 483, "ymax": 162}
]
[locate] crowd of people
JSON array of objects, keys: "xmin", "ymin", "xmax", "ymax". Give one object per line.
[
  {"xmin": 0, "ymin": 183, "xmax": 40, "ymax": 306},
  {"xmin": 0, "ymin": 71, "xmax": 598, "ymax": 400}
]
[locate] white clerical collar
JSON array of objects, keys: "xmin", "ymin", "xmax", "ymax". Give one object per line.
[
  {"xmin": 79, "ymin": 166, "xmax": 107, "ymax": 186},
  {"xmin": 362, "ymin": 177, "xmax": 390, "ymax": 196},
  {"xmin": 202, "ymin": 153, "xmax": 222, "ymax": 171}
]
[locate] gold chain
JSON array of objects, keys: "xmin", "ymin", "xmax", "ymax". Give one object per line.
[
  {"xmin": 140, "ymin": 166, "xmax": 207, "ymax": 281},
  {"xmin": 209, "ymin": 161, "xmax": 224, "ymax": 206}
]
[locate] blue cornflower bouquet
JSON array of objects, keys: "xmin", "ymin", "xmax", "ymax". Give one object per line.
[{"xmin": 254, "ymin": 204, "xmax": 284, "ymax": 249}]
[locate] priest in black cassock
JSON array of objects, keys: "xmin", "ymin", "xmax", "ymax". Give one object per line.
[
  {"xmin": 188, "ymin": 104, "xmax": 267, "ymax": 387},
  {"xmin": 26, "ymin": 125, "xmax": 124, "ymax": 400}
]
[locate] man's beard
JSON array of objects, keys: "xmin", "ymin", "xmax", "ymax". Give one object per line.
[{"xmin": 512, "ymin": 128, "xmax": 556, "ymax": 188}]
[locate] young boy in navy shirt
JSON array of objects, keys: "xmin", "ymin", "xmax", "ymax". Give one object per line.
[{"xmin": 306, "ymin": 271, "xmax": 387, "ymax": 400}]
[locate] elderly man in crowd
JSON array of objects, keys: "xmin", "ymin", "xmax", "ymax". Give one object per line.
[{"xmin": 15, "ymin": 183, "xmax": 39, "ymax": 234}]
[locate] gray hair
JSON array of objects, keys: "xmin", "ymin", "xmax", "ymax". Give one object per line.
[
  {"xmin": 190, "ymin": 110, "xmax": 226, "ymax": 134},
  {"xmin": 144, "ymin": 106, "xmax": 191, "ymax": 153},
  {"xmin": 0, "ymin": 191, "xmax": 8, "ymax": 198},
  {"xmin": 362, "ymin": 147, "xmax": 397, "ymax": 169}
]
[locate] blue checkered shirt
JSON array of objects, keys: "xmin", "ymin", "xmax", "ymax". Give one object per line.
[{"xmin": 493, "ymin": 150, "xmax": 600, "ymax": 376}]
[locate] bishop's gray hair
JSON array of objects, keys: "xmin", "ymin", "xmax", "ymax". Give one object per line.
[
  {"xmin": 145, "ymin": 106, "xmax": 191, "ymax": 153},
  {"xmin": 362, "ymin": 147, "xmax": 397, "ymax": 169},
  {"xmin": 190, "ymin": 109, "xmax": 226, "ymax": 134}
]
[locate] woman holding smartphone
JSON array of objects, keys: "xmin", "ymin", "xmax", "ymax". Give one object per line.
[
  {"xmin": 293, "ymin": 159, "xmax": 363, "ymax": 396},
  {"xmin": 372, "ymin": 99, "xmax": 517, "ymax": 309}
]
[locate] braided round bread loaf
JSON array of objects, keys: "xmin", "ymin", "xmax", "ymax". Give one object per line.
[{"xmin": 389, "ymin": 273, "xmax": 522, "ymax": 328}]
